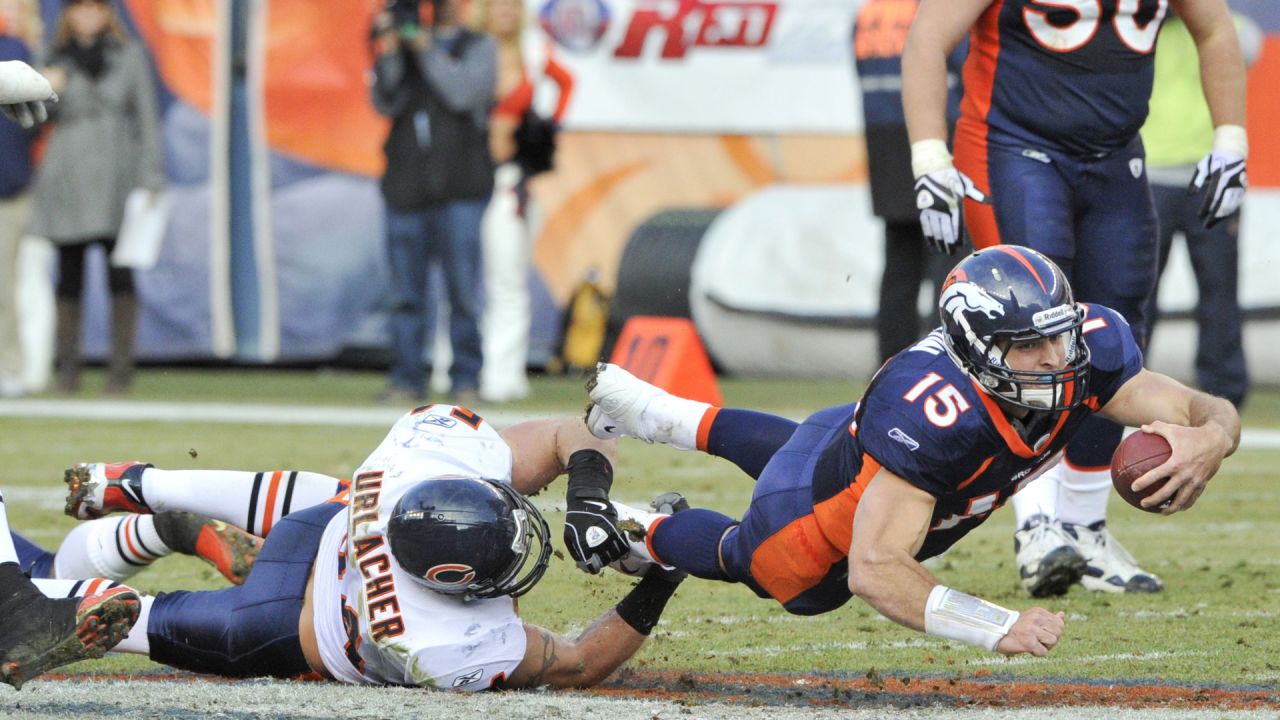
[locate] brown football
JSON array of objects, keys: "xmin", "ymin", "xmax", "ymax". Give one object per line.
[{"xmin": 1110, "ymin": 431, "xmax": 1173, "ymax": 513}]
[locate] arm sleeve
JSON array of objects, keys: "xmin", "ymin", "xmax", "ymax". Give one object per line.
[
  {"xmin": 128, "ymin": 44, "xmax": 166, "ymax": 192},
  {"xmin": 416, "ymin": 33, "xmax": 497, "ymax": 116},
  {"xmin": 857, "ymin": 391, "xmax": 967, "ymax": 497},
  {"xmin": 544, "ymin": 55, "xmax": 574, "ymax": 122},
  {"xmin": 371, "ymin": 52, "xmax": 410, "ymax": 118},
  {"xmin": 1081, "ymin": 304, "xmax": 1145, "ymax": 407}
]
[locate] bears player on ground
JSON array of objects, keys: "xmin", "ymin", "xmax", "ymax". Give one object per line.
[
  {"xmin": 52, "ymin": 411, "xmax": 683, "ymax": 690},
  {"xmin": 900, "ymin": 0, "xmax": 1248, "ymax": 596},
  {"xmin": 573, "ymin": 247, "xmax": 1238, "ymax": 657}
]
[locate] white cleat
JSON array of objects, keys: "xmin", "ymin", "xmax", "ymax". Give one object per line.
[
  {"xmin": 1062, "ymin": 520, "xmax": 1163, "ymax": 593},
  {"xmin": 1014, "ymin": 514, "xmax": 1086, "ymax": 598},
  {"xmin": 584, "ymin": 363, "xmax": 667, "ymax": 443}
]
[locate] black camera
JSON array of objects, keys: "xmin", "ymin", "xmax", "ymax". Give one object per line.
[{"xmin": 387, "ymin": 0, "xmax": 421, "ymax": 36}]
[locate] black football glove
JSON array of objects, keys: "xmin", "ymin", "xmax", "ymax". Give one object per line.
[{"xmin": 563, "ymin": 449, "xmax": 629, "ymax": 574}]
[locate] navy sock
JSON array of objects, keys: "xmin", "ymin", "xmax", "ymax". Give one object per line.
[
  {"xmin": 650, "ymin": 508, "xmax": 736, "ymax": 581},
  {"xmin": 705, "ymin": 409, "xmax": 797, "ymax": 479}
]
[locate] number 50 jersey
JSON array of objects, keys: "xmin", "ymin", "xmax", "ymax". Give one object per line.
[{"xmin": 815, "ymin": 303, "xmax": 1143, "ymax": 560}]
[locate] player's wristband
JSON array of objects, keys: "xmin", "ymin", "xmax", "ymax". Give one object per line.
[
  {"xmin": 1213, "ymin": 124, "xmax": 1248, "ymax": 159},
  {"xmin": 567, "ymin": 449, "xmax": 613, "ymax": 493},
  {"xmin": 911, "ymin": 138, "xmax": 953, "ymax": 178},
  {"xmin": 614, "ymin": 571, "xmax": 681, "ymax": 636},
  {"xmin": 923, "ymin": 585, "xmax": 1019, "ymax": 652}
]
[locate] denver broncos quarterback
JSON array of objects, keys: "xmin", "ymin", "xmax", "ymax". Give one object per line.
[
  {"xmin": 46, "ymin": 411, "xmax": 683, "ymax": 690},
  {"xmin": 573, "ymin": 246, "xmax": 1238, "ymax": 657},
  {"xmin": 900, "ymin": 0, "xmax": 1248, "ymax": 598}
]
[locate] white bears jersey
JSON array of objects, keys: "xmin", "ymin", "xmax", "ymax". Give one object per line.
[{"xmin": 311, "ymin": 405, "xmax": 528, "ymax": 690}]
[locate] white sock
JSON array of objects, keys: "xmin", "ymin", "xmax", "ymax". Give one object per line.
[
  {"xmin": 612, "ymin": 501, "xmax": 667, "ymax": 562},
  {"xmin": 142, "ymin": 469, "xmax": 343, "ymax": 536},
  {"xmin": 30, "ymin": 578, "xmax": 153, "ymax": 655},
  {"xmin": 641, "ymin": 395, "xmax": 712, "ymax": 451},
  {"xmin": 109, "ymin": 595, "xmax": 153, "ymax": 655},
  {"xmin": 53, "ymin": 515, "xmax": 173, "ymax": 581},
  {"xmin": 1056, "ymin": 464, "xmax": 1111, "ymax": 526},
  {"xmin": 1012, "ymin": 461, "xmax": 1062, "ymax": 527},
  {"xmin": 0, "ymin": 491, "xmax": 18, "ymax": 564}
]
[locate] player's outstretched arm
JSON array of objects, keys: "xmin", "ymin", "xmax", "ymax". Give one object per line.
[
  {"xmin": 847, "ymin": 468, "xmax": 1063, "ymax": 656},
  {"xmin": 504, "ymin": 565, "xmax": 683, "ymax": 689},
  {"xmin": 1098, "ymin": 369, "xmax": 1240, "ymax": 513},
  {"xmin": 503, "ymin": 416, "xmax": 617, "ymax": 496}
]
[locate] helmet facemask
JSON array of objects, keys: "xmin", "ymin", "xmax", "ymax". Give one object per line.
[{"xmin": 955, "ymin": 303, "xmax": 1091, "ymax": 412}]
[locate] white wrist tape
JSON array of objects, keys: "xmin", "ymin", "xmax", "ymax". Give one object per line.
[
  {"xmin": 924, "ymin": 585, "xmax": 1019, "ymax": 652},
  {"xmin": 911, "ymin": 139, "xmax": 953, "ymax": 178},
  {"xmin": 1213, "ymin": 124, "xmax": 1249, "ymax": 159}
]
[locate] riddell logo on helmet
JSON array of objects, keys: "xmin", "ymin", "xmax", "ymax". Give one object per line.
[{"xmin": 613, "ymin": 0, "xmax": 778, "ymax": 59}]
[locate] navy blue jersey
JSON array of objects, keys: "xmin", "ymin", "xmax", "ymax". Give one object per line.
[
  {"xmin": 812, "ymin": 303, "xmax": 1142, "ymax": 560},
  {"xmin": 958, "ymin": 0, "xmax": 1168, "ymax": 156}
]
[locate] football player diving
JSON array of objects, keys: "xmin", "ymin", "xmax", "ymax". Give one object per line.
[
  {"xmin": 570, "ymin": 246, "xmax": 1239, "ymax": 657},
  {"xmin": 12, "ymin": 412, "xmax": 683, "ymax": 690}
]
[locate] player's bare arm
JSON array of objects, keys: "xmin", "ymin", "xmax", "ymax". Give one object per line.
[
  {"xmin": 848, "ymin": 468, "xmax": 1064, "ymax": 657},
  {"xmin": 503, "ymin": 417, "xmax": 618, "ymax": 496},
  {"xmin": 1098, "ymin": 369, "xmax": 1240, "ymax": 514},
  {"xmin": 1172, "ymin": 0, "xmax": 1247, "ymax": 128},
  {"xmin": 900, "ymin": 0, "xmax": 989, "ymax": 145},
  {"xmin": 506, "ymin": 614, "xmax": 645, "ymax": 689}
]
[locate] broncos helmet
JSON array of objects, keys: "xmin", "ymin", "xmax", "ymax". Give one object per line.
[
  {"xmin": 938, "ymin": 246, "xmax": 1090, "ymax": 411},
  {"xmin": 387, "ymin": 477, "xmax": 551, "ymax": 600}
]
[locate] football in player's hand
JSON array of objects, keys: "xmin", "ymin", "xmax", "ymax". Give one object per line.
[{"xmin": 1111, "ymin": 431, "xmax": 1173, "ymax": 513}]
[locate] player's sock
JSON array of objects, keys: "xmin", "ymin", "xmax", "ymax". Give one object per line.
[
  {"xmin": 52, "ymin": 515, "xmax": 171, "ymax": 581},
  {"xmin": 1056, "ymin": 463, "xmax": 1112, "ymax": 525},
  {"xmin": 611, "ymin": 502, "xmax": 666, "ymax": 563},
  {"xmin": 1012, "ymin": 461, "xmax": 1061, "ymax": 527},
  {"xmin": 140, "ymin": 469, "xmax": 344, "ymax": 537},
  {"xmin": 704, "ymin": 409, "xmax": 799, "ymax": 479},
  {"xmin": 648, "ymin": 508, "xmax": 735, "ymax": 581},
  {"xmin": 30, "ymin": 578, "xmax": 153, "ymax": 655},
  {"xmin": 0, "ymin": 491, "xmax": 18, "ymax": 564},
  {"xmin": 640, "ymin": 394, "xmax": 715, "ymax": 451}
]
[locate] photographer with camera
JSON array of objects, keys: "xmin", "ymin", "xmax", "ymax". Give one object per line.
[{"xmin": 371, "ymin": 0, "xmax": 497, "ymax": 405}]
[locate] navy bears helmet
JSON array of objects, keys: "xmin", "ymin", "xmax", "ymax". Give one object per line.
[
  {"xmin": 387, "ymin": 477, "xmax": 551, "ymax": 600},
  {"xmin": 938, "ymin": 246, "xmax": 1090, "ymax": 411}
]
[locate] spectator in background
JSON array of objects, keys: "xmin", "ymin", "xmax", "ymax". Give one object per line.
[
  {"xmin": 0, "ymin": 0, "xmax": 42, "ymax": 398},
  {"xmin": 1141, "ymin": 12, "xmax": 1264, "ymax": 410},
  {"xmin": 852, "ymin": 0, "xmax": 965, "ymax": 363},
  {"xmin": 30, "ymin": 0, "xmax": 164, "ymax": 395},
  {"xmin": 372, "ymin": 0, "xmax": 497, "ymax": 405},
  {"xmin": 475, "ymin": 0, "xmax": 574, "ymax": 403}
]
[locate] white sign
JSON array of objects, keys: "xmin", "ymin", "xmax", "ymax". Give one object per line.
[{"xmin": 535, "ymin": 0, "xmax": 864, "ymax": 132}]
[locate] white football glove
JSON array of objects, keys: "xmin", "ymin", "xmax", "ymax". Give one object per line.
[
  {"xmin": 0, "ymin": 60, "xmax": 57, "ymax": 128},
  {"xmin": 1189, "ymin": 150, "xmax": 1247, "ymax": 229},
  {"xmin": 914, "ymin": 168, "xmax": 988, "ymax": 255}
]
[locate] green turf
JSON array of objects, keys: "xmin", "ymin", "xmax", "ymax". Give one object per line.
[{"xmin": 4, "ymin": 369, "xmax": 1278, "ymax": 687}]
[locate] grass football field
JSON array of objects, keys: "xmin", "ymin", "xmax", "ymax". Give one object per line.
[{"xmin": 0, "ymin": 368, "xmax": 1277, "ymax": 718}]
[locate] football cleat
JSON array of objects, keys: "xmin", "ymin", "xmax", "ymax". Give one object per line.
[
  {"xmin": 0, "ymin": 574, "xmax": 140, "ymax": 690},
  {"xmin": 1062, "ymin": 520, "xmax": 1163, "ymax": 594},
  {"xmin": 64, "ymin": 462, "xmax": 153, "ymax": 520},
  {"xmin": 153, "ymin": 512, "xmax": 263, "ymax": 586},
  {"xmin": 1013, "ymin": 514, "xmax": 1086, "ymax": 598},
  {"xmin": 584, "ymin": 363, "xmax": 666, "ymax": 443},
  {"xmin": 607, "ymin": 492, "xmax": 689, "ymax": 578}
]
